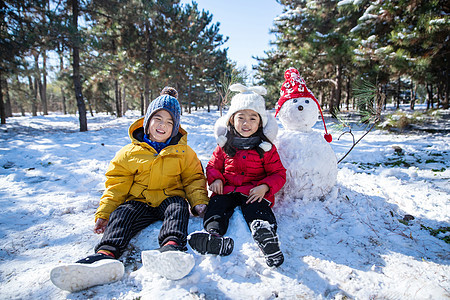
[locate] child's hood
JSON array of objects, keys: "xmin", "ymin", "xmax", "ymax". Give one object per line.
[{"xmin": 128, "ymin": 117, "xmax": 187, "ymax": 145}]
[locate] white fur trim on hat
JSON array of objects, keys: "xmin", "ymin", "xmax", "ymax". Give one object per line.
[
  {"xmin": 214, "ymin": 116, "xmax": 228, "ymax": 147},
  {"xmin": 263, "ymin": 115, "xmax": 278, "ymax": 143},
  {"xmin": 259, "ymin": 141, "xmax": 272, "ymax": 152},
  {"xmin": 213, "ymin": 112, "xmax": 279, "ymax": 152}
]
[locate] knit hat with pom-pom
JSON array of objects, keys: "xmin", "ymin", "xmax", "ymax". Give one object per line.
[
  {"xmin": 143, "ymin": 87, "xmax": 181, "ymax": 138},
  {"xmin": 214, "ymin": 83, "xmax": 278, "ymax": 152},
  {"xmin": 275, "ymin": 67, "xmax": 332, "ymax": 143}
]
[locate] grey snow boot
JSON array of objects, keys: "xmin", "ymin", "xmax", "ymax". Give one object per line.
[{"xmin": 251, "ymin": 220, "xmax": 284, "ymax": 267}]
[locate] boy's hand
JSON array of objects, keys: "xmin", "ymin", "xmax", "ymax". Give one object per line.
[
  {"xmin": 209, "ymin": 179, "xmax": 223, "ymax": 195},
  {"xmin": 194, "ymin": 204, "xmax": 207, "ymax": 218},
  {"xmin": 247, "ymin": 184, "xmax": 269, "ymax": 204},
  {"xmin": 94, "ymin": 218, "xmax": 108, "ymax": 234}
]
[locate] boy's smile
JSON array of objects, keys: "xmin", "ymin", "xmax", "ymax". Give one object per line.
[{"xmin": 148, "ymin": 109, "xmax": 174, "ymax": 142}]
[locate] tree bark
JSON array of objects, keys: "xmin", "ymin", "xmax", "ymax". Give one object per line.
[
  {"xmin": 122, "ymin": 86, "xmax": 127, "ymax": 115},
  {"xmin": 115, "ymin": 79, "xmax": 121, "ymax": 117},
  {"xmin": 410, "ymin": 80, "xmax": 415, "ymax": 110},
  {"xmin": 2, "ymin": 77, "xmax": 12, "ymax": 117},
  {"xmin": 58, "ymin": 43, "xmax": 67, "ymax": 114},
  {"xmin": 61, "ymin": 87, "xmax": 67, "ymax": 114},
  {"xmin": 426, "ymin": 83, "xmax": 433, "ymax": 110},
  {"xmin": 345, "ymin": 76, "xmax": 351, "ymax": 111},
  {"xmin": 41, "ymin": 50, "xmax": 48, "ymax": 115},
  {"xmin": 0, "ymin": 71, "xmax": 5, "ymax": 124},
  {"xmin": 444, "ymin": 66, "xmax": 449, "ymax": 109},
  {"xmin": 33, "ymin": 52, "xmax": 42, "ymax": 115},
  {"xmin": 140, "ymin": 92, "xmax": 144, "ymax": 116},
  {"xmin": 144, "ymin": 75, "xmax": 150, "ymax": 113},
  {"xmin": 72, "ymin": 0, "xmax": 88, "ymax": 131},
  {"xmin": 395, "ymin": 77, "xmax": 400, "ymax": 109},
  {"xmin": 335, "ymin": 64, "xmax": 342, "ymax": 115}
]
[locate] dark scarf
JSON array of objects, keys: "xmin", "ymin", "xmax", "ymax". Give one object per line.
[{"xmin": 231, "ymin": 135, "xmax": 261, "ymax": 150}]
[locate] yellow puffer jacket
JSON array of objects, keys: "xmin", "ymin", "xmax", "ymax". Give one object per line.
[{"xmin": 95, "ymin": 117, "xmax": 209, "ymax": 221}]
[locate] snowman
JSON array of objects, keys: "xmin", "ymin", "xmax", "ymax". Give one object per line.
[{"xmin": 274, "ymin": 67, "xmax": 337, "ymax": 201}]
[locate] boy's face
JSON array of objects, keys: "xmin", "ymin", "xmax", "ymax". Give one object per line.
[
  {"xmin": 231, "ymin": 109, "xmax": 261, "ymax": 138},
  {"xmin": 148, "ymin": 109, "xmax": 174, "ymax": 142}
]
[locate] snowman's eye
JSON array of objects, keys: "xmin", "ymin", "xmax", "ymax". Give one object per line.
[
  {"xmin": 293, "ymin": 99, "xmax": 297, "ymax": 103},
  {"xmin": 305, "ymin": 100, "xmax": 310, "ymax": 104}
]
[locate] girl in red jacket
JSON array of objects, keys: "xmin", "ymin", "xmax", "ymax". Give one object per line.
[{"xmin": 189, "ymin": 84, "xmax": 286, "ymax": 267}]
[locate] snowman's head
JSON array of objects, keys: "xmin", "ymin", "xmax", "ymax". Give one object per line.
[
  {"xmin": 277, "ymin": 97, "xmax": 319, "ymax": 131},
  {"xmin": 276, "ymin": 67, "xmax": 332, "ymax": 142}
]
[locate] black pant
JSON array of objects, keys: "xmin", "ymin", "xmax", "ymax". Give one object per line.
[
  {"xmin": 95, "ymin": 196, "xmax": 189, "ymax": 258},
  {"xmin": 204, "ymin": 193, "xmax": 277, "ymax": 236}
]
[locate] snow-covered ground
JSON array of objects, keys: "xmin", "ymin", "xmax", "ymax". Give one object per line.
[{"xmin": 0, "ymin": 108, "xmax": 448, "ymax": 299}]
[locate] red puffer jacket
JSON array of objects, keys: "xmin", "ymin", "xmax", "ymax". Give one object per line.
[{"xmin": 206, "ymin": 144, "xmax": 286, "ymax": 206}]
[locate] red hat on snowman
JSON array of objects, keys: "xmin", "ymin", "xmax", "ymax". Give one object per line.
[{"xmin": 275, "ymin": 67, "xmax": 332, "ymax": 143}]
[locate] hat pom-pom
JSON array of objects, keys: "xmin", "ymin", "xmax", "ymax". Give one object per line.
[
  {"xmin": 259, "ymin": 141, "xmax": 272, "ymax": 152},
  {"xmin": 324, "ymin": 133, "xmax": 332, "ymax": 143},
  {"xmin": 217, "ymin": 135, "xmax": 227, "ymax": 147}
]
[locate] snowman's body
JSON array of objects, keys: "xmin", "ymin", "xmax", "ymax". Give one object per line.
[{"xmin": 276, "ymin": 97, "xmax": 338, "ymax": 200}]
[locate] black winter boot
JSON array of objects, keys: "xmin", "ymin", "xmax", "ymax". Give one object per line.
[
  {"xmin": 75, "ymin": 253, "xmax": 116, "ymax": 264},
  {"xmin": 188, "ymin": 231, "xmax": 234, "ymax": 256},
  {"xmin": 251, "ymin": 220, "xmax": 284, "ymax": 267},
  {"xmin": 157, "ymin": 243, "xmax": 188, "ymax": 253}
]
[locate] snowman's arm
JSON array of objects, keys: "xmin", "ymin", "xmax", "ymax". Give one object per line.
[
  {"xmin": 205, "ymin": 146, "xmax": 226, "ymax": 185},
  {"xmin": 257, "ymin": 146, "xmax": 287, "ymax": 198}
]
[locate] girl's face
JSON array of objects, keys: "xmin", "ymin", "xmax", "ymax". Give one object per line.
[
  {"xmin": 148, "ymin": 109, "xmax": 173, "ymax": 142},
  {"xmin": 231, "ymin": 109, "xmax": 261, "ymax": 137}
]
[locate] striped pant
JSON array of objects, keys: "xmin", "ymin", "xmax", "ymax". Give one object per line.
[{"xmin": 95, "ymin": 196, "xmax": 189, "ymax": 258}]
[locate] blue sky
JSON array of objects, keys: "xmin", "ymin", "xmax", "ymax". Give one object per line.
[{"xmin": 180, "ymin": 0, "xmax": 284, "ymax": 72}]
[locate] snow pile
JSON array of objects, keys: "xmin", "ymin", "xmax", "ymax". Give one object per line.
[{"xmin": 0, "ymin": 109, "xmax": 448, "ymax": 299}]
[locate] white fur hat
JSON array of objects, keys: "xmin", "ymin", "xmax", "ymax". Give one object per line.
[{"xmin": 214, "ymin": 83, "xmax": 278, "ymax": 152}]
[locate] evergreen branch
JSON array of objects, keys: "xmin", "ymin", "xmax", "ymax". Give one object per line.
[
  {"xmin": 216, "ymin": 69, "xmax": 239, "ymax": 116},
  {"xmin": 336, "ymin": 79, "xmax": 381, "ymax": 164}
]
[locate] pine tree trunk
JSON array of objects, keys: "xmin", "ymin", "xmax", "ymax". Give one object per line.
[
  {"xmin": 335, "ymin": 64, "xmax": 342, "ymax": 115},
  {"xmin": 115, "ymin": 79, "xmax": 121, "ymax": 117},
  {"xmin": 58, "ymin": 43, "xmax": 67, "ymax": 114},
  {"xmin": 41, "ymin": 50, "xmax": 48, "ymax": 115},
  {"xmin": 437, "ymin": 83, "xmax": 442, "ymax": 108},
  {"xmin": 61, "ymin": 87, "xmax": 67, "ymax": 114},
  {"xmin": 346, "ymin": 77, "xmax": 351, "ymax": 111},
  {"xmin": 444, "ymin": 67, "xmax": 449, "ymax": 109},
  {"xmin": 396, "ymin": 77, "xmax": 400, "ymax": 109},
  {"xmin": 140, "ymin": 92, "xmax": 144, "ymax": 116},
  {"xmin": 33, "ymin": 52, "xmax": 42, "ymax": 114},
  {"xmin": 72, "ymin": 0, "xmax": 88, "ymax": 131},
  {"xmin": 2, "ymin": 77, "xmax": 12, "ymax": 117},
  {"xmin": 426, "ymin": 83, "xmax": 433, "ymax": 110},
  {"xmin": 0, "ymin": 70, "xmax": 5, "ymax": 124},
  {"xmin": 122, "ymin": 86, "xmax": 127, "ymax": 115},
  {"xmin": 329, "ymin": 87, "xmax": 336, "ymax": 117},
  {"xmin": 410, "ymin": 81, "xmax": 415, "ymax": 110},
  {"xmin": 188, "ymin": 81, "xmax": 192, "ymax": 114},
  {"xmin": 30, "ymin": 76, "xmax": 38, "ymax": 116},
  {"xmin": 144, "ymin": 75, "xmax": 150, "ymax": 112}
]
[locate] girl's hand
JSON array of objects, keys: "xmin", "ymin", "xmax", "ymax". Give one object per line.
[
  {"xmin": 247, "ymin": 184, "xmax": 269, "ymax": 204},
  {"xmin": 194, "ymin": 204, "xmax": 207, "ymax": 218},
  {"xmin": 209, "ymin": 179, "xmax": 223, "ymax": 195},
  {"xmin": 94, "ymin": 218, "xmax": 108, "ymax": 234}
]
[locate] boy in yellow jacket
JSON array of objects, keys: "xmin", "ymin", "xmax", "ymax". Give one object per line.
[{"xmin": 51, "ymin": 87, "xmax": 209, "ymax": 292}]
